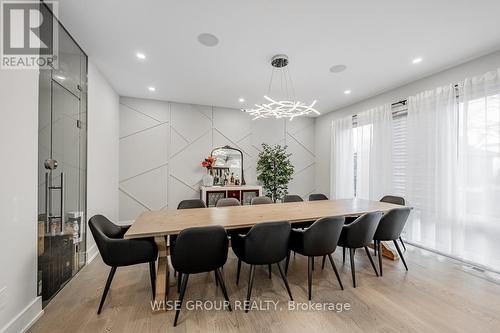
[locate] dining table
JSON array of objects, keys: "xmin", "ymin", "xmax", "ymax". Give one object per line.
[{"xmin": 124, "ymin": 198, "xmax": 403, "ymax": 310}]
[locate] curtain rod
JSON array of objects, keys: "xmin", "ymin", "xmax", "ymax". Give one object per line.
[{"xmin": 391, "ymin": 84, "xmax": 460, "ymax": 107}]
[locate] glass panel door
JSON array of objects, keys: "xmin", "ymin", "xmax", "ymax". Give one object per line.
[{"xmin": 37, "ymin": 13, "xmax": 87, "ymax": 305}]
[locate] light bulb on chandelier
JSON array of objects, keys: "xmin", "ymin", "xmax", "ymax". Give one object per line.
[{"xmin": 242, "ymin": 54, "xmax": 320, "ymax": 121}]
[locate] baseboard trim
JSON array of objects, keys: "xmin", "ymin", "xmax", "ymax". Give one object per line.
[
  {"xmin": 0, "ymin": 296, "xmax": 43, "ymax": 333},
  {"xmin": 86, "ymin": 243, "xmax": 99, "ymax": 264}
]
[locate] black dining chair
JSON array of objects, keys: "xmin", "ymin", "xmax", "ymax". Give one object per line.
[
  {"xmin": 337, "ymin": 211, "xmax": 382, "ymax": 287},
  {"xmin": 373, "ymin": 207, "xmax": 411, "ymax": 276},
  {"xmin": 308, "ymin": 193, "xmax": 328, "ymax": 201},
  {"xmin": 177, "ymin": 199, "xmax": 207, "ymax": 209},
  {"xmin": 216, "ymin": 197, "xmax": 241, "ymax": 207},
  {"xmin": 171, "ymin": 225, "xmax": 231, "ymax": 326},
  {"xmin": 88, "ymin": 215, "xmax": 158, "ymax": 314},
  {"xmin": 232, "ymin": 221, "xmax": 293, "ymax": 311},
  {"xmin": 173, "ymin": 199, "xmax": 207, "ymax": 280},
  {"xmin": 283, "ymin": 195, "xmax": 303, "ymax": 203},
  {"xmin": 287, "ymin": 216, "xmax": 344, "ymax": 300},
  {"xmin": 251, "ymin": 196, "xmax": 273, "ymax": 205},
  {"xmin": 380, "ymin": 195, "xmax": 407, "ymax": 251}
]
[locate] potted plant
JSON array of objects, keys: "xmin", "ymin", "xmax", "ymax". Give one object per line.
[
  {"xmin": 201, "ymin": 156, "xmax": 216, "ymax": 186},
  {"xmin": 256, "ymin": 143, "xmax": 294, "ymax": 202}
]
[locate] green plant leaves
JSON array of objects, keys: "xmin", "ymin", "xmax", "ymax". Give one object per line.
[{"xmin": 256, "ymin": 143, "xmax": 294, "ymax": 202}]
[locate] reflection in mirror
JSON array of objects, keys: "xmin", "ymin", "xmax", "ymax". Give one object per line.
[{"xmin": 211, "ymin": 146, "xmax": 246, "ymax": 186}]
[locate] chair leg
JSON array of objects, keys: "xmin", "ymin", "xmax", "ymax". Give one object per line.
[
  {"xmin": 177, "ymin": 272, "xmax": 182, "ymax": 293},
  {"xmin": 173, "ymin": 274, "xmax": 189, "ymax": 327},
  {"xmin": 377, "ymin": 241, "xmax": 383, "ymax": 276},
  {"xmin": 277, "ymin": 262, "xmax": 293, "ymax": 301},
  {"xmin": 97, "ymin": 266, "xmax": 116, "ymax": 314},
  {"xmin": 327, "ymin": 254, "xmax": 344, "ymax": 290},
  {"xmin": 285, "ymin": 251, "xmax": 290, "ymax": 275},
  {"xmin": 393, "ymin": 240, "xmax": 408, "ymax": 271},
  {"xmin": 364, "ymin": 246, "xmax": 379, "ymax": 277},
  {"xmin": 236, "ymin": 259, "xmax": 242, "ymax": 285},
  {"xmin": 268, "ymin": 264, "xmax": 272, "ymax": 279},
  {"xmin": 215, "ymin": 268, "xmax": 232, "ymax": 311},
  {"xmin": 149, "ymin": 261, "xmax": 156, "ymax": 299},
  {"xmin": 399, "ymin": 237, "xmax": 407, "ymax": 251},
  {"xmin": 312, "ymin": 257, "xmax": 315, "ymax": 271},
  {"xmin": 373, "ymin": 240, "xmax": 377, "ymax": 256},
  {"xmin": 343, "ymin": 247, "xmax": 346, "ymax": 264},
  {"xmin": 245, "ymin": 265, "xmax": 255, "ymax": 313},
  {"xmin": 349, "ymin": 248, "xmax": 356, "ymax": 288},
  {"xmin": 321, "ymin": 255, "xmax": 326, "ymax": 270},
  {"xmin": 308, "ymin": 256, "xmax": 313, "ymax": 300},
  {"xmin": 215, "ymin": 271, "xmax": 219, "ymax": 287}
]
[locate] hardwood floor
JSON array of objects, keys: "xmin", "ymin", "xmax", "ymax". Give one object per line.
[{"xmin": 29, "ymin": 245, "xmax": 500, "ymax": 332}]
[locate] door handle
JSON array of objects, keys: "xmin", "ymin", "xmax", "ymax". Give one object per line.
[
  {"xmin": 45, "ymin": 172, "xmax": 50, "ymax": 234},
  {"xmin": 59, "ymin": 172, "xmax": 64, "ymax": 232},
  {"xmin": 47, "ymin": 172, "xmax": 64, "ymax": 233}
]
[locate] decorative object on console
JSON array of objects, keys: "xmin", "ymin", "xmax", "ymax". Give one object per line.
[
  {"xmin": 256, "ymin": 143, "xmax": 294, "ymax": 202},
  {"xmin": 242, "ymin": 54, "xmax": 320, "ymax": 121},
  {"xmin": 211, "ymin": 145, "xmax": 246, "ymax": 186},
  {"xmin": 201, "ymin": 156, "xmax": 216, "ymax": 186}
]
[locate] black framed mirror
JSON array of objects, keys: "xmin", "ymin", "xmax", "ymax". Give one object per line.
[{"xmin": 210, "ymin": 145, "xmax": 246, "ymax": 186}]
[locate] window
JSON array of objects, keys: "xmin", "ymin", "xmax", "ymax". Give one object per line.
[{"xmin": 392, "ymin": 104, "xmax": 407, "ymax": 198}]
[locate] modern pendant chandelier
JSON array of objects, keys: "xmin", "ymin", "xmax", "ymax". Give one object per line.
[{"xmin": 242, "ymin": 54, "xmax": 320, "ymax": 121}]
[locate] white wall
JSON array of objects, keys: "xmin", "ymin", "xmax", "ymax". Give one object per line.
[
  {"xmin": 86, "ymin": 61, "xmax": 120, "ymax": 259},
  {"xmin": 315, "ymin": 50, "xmax": 500, "ymax": 197},
  {"xmin": 118, "ymin": 97, "xmax": 316, "ymax": 221},
  {"xmin": 0, "ymin": 70, "xmax": 42, "ymax": 332}
]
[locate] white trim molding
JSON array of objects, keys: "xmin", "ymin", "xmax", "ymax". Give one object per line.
[
  {"xmin": 86, "ymin": 244, "xmax": 99, "ymax": 264},
  {"xmin": 0, "ymin": 297, "xmax": 43, "ymax": 333}
]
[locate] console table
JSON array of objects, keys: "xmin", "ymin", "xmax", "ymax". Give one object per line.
[{"xmin": 200, "ymin": 185, "xmax": 262, "ymax": 207}]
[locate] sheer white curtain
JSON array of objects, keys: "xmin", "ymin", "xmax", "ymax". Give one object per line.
[
  {"xmin": 458, "ymin": 69, "xmax": 500, "ymax": 270},
  {"xmin": 405, "ymin": 84, "xmax": 461, "ymax": 257},
  {"xmin": 355, "ymin": 104, "xmax": 394, "ymax": 200},
  {"xmin": 330, "ymin": 116, "xmax": 354, "ymax": 198}
]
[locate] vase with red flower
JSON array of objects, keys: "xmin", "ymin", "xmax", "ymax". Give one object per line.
[{"xmin": 201, "ymin": 156, "xmax": 216, "ymax": 186}]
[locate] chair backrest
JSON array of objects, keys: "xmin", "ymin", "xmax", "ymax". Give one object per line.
[
  {"xmin": 374, "ymin": 207, "xmax": 411, "ymax": 241},
  {"xmin": 302, "ymin": 216, "xmax": 345, "ymax": 256},
  {"xmin": 243, "ymin": 221, "xmax": 291, "ymax": 264},
  {"xmin": 342, "ymin": 211, "xmax": 383, "ymax": 248},
  {"xmin": 88, "ymin": 215, "xmax": 125, "ymax": 265},
  {"xmin": 216, "ymin": 197, "xmax": 241, "ymax": 207},
  {"xmin": 380, "ymin": 195, "xmax": 405, "ymax": 205},
  {"xmin": 283, "ymin": 195, "xmax": 303, "ymax": 203},
  {"xmin": 177, "ymin": 199, "xmax": 207, "ymax": 209},
  {"xmin": 171, "ymin": 226, "xmax": 228, "ymax": 274},
  {"xmin": 309, "ymin": 193, "xmax": 328, "ymax": 201},
  {"xmin": 251, "ymin": 196, "xmax": 273, "ymax": 205}
]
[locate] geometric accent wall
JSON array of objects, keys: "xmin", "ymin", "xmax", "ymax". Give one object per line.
[{"xmin": 119, "ymin": 96, "xmax": 316, "ymax": 221}]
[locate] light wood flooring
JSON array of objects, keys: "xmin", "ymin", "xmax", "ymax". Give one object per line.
[{"xmin": 29, "ymin": 245, "xmax": 500, "ymax": 332}]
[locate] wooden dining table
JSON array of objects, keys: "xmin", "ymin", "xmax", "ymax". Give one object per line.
[{"xmin": 124, "ymin": 198, "xmax": 402, "ymax": 309}]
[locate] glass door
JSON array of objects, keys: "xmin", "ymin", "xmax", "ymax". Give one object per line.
[{"xmin": 37, "ymin": 20, "xmax": 87, "ymax": 305}]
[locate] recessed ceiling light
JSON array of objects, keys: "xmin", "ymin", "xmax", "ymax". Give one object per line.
[
  {"xmin": 330, "ymin": 64, "xmax": 347, "ymax": 73},
  {"xmin": 344, "ymin": 90, "xmax": 352, "ymax": 95},
  {"xmin": 136, "ymin": 52, "xmax": 146, "ymax": 60},
  {"xmin": 238, "ymin": 97, "xmax": 245, "ymax": 103},
  {"xmin": 197, "ymin": 33, "xmax": 219, "ymax": 47},
  {"xmin": 148, "ymin": 86, "xmax": 156, "ymax": 92},
  {"xmin": 412, "ymin": 57, "xmax": 423, "ymax": 64},
  {"xmin": 54, "ymin": 75, "xmax": 65, "ymax": 80}
]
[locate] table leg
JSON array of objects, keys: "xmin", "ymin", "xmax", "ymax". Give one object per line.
[
  {"xmin": 368, "ymin": 241, "xmax": 399, "ymax": 260},
  {"xmin": 153, "ymin": 236, "xmax": 170, "ymax": 312}
]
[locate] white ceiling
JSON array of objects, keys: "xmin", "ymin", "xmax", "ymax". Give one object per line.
[{"xmin": 58, "ymin": 0, "xmax": 500, "ymax": 114}]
